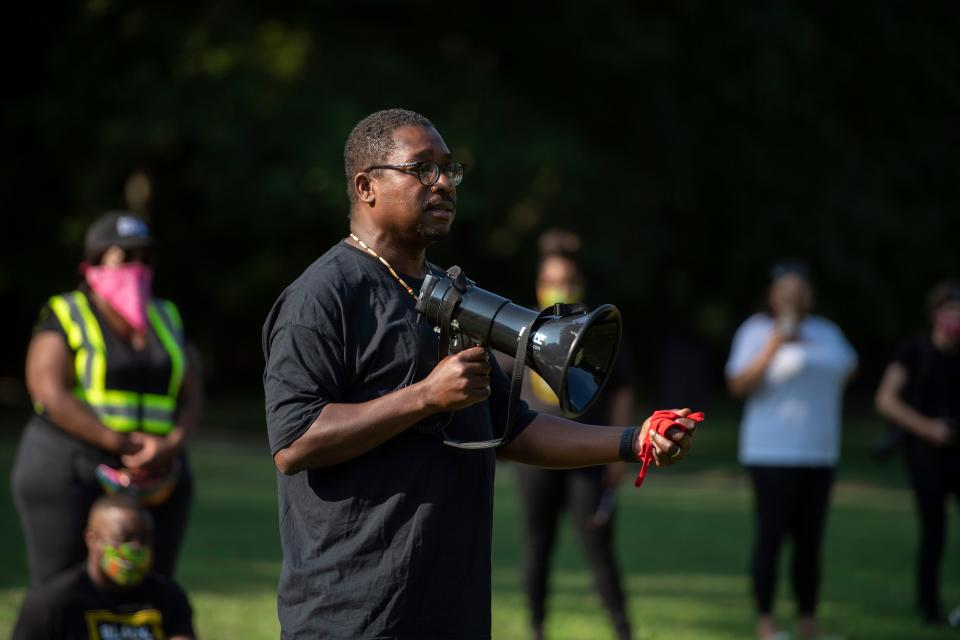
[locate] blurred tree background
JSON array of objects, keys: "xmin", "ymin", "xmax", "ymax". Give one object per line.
[{"xmin": 1, "ymin": 1, "xmax": 958, "ymax": 408}]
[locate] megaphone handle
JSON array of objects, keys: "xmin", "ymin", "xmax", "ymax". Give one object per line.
[
  {"xmin": 436, "ymin": 283, "xmax": 463, "ymax": 357},
  {"xmin": 502, "ymin": 325, "xmax": 529, "ymax": 442}
]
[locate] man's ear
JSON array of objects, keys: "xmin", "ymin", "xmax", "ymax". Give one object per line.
[{"xmin": 355, "ymin": 173, "xmax": 376, "ymax": 206}]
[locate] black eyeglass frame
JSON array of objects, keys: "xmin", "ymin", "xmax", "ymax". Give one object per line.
[{"xmin": 365, "ymin": 160, "xmax": 465, "ymax": 187}]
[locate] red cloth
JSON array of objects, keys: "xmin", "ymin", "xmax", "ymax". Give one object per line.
[{"xmin": 634, "ymin": 410, "xmax": 705, "ymax": 488}]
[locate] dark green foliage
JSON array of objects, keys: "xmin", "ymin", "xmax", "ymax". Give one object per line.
[{"xmin": 2, "ymin": 2, "xmax": 958, "ymax": 397}]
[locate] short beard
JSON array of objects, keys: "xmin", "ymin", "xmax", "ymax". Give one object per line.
[{"xmin": 415, "ymin": 224, "xmax": 450, "ymax": 244}]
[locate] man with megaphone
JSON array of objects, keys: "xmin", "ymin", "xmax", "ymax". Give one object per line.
[{"xmin": 262, "ymin": 108, "xmax": 703, "ymax": 640}]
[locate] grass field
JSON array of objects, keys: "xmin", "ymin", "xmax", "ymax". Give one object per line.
[{"xmin": 1, "ymin": 405, "xmax": 958, "ymax": 639}]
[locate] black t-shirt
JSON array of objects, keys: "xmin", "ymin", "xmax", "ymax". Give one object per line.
[
  {"xmin": 895, "ymin": 333, "xmax": 960, "ymax": 420},
  {"xmin": 13, "ymin": 566, "xmax": 194, "ymax": 640},
  {"xmin": 262, "ymin": 241, "xmax": 537, "ymax": 639},
  {"xmin": 894, "ymin": 332, "xmax": 960, "ymax": 465}
]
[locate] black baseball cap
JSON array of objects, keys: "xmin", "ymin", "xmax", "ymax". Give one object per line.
[{"xmin": 84, "ymin": 212, "xmax": 153, "ymax": 262}]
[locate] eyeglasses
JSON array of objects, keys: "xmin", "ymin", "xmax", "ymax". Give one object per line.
[{"xmin": 365, "ymin": 160, "xmax": 464, "ymax": 187}]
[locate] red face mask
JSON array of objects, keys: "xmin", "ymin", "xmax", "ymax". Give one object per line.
[
  {"xmin": 84, "ymin": 263, "xmax": 154, "ymax": 332},
  {"xmin": 934, "ymin": 304, "xmax": 960, "ymax": 340},
  {"xmin": 938, "ymin": 315, "xmax": 960, "ymax": 341}
]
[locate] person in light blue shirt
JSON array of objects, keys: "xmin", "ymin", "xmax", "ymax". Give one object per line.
[{"xmin": 726, "ymin": 261, "xmax": 857, "ymax": 640}]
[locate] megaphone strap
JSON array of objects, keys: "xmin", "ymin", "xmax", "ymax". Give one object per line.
[
  {"xmin": 634, "ymin": 410, "xmax": 705, "ymax": 488},
  {"xmin": 443, "ymin": 305, "xmax": 556, "ymax": 449},
  {"xmin": 501, "ymin": 322, "xmax": 531, "ymax": 445}
]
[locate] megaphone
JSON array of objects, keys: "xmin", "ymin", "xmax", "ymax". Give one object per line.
[{"xmin": 416, "ymin": 266, "xmax": 622, "ymax": 440}]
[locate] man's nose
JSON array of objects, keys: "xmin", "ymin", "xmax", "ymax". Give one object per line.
[{"xmin": 432, "ymin": 171, "xmax": 455, "ymax": 194}]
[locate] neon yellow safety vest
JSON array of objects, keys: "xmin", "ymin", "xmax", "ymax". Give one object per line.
[{"xmin": 46, "ymin": 290, "xmax": 186, "ymax": 435}]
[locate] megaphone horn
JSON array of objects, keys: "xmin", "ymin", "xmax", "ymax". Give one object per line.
[
  {"xmin": 416, "ymin": 268, "xmax": 622, "ymax": 419},
  {"xmin": 525, "ymin": 302, "xmax": 622, "ymax": 416}
]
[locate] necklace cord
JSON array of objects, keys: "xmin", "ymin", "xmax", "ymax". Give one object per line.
[
  {"xmin": 347, "ymin": 233, "xmax": 455, "ymax": 433},
  {"xmin": 349, "ymin": 233, "xmax": 419, "ymax": 300}
]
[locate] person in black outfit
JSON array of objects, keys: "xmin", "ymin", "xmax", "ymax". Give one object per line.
[
  {"xmin": 504, "ymin": 229, "xmax": 636, "ymax": 640},
  {"xmin": 13, "ymin": 494, "xmax": 195, "ymax": 640},
  {"xmin": 875, "ymin": 279, "xmax": 960, "ymax": 626},
  {"xmin": 11, "ymin": 212, "xmax": 201, "ymax": 585},
  {"xmin": 262, "ymin": 108, "xmax": 701, "ymax": 639}
]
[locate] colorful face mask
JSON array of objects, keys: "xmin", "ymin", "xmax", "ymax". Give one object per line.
[
  {"xmin": 84, "ymin": 263, "xmax": 154, "ymax": 332},
  {"xmin": 101, "ymin": 542, "xmax": 152, "ymax": 586},
  {"xmin": 537, "ymin": 285, "xmax": 583, "ymax": 310}
]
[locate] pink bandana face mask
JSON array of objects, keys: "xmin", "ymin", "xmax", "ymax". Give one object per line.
[{"xmin": 85, "ymin": 263, "xmax": 154, "ymax": 332}]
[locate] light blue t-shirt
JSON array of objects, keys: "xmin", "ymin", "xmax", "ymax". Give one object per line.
[{"xmin": 725, "ymin": 313, "xmax": 858, "ymax": 467}]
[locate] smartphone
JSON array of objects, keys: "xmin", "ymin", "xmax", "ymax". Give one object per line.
[{"xmin": 776, "ymin": 314, "xmax": 799, "ymax": 340}]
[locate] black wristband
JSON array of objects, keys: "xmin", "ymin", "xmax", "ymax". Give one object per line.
[{"xmin": 618, "ymin": 426, "xmax": 639, "ymax": 462}]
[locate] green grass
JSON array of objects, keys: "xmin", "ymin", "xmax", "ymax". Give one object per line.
[{"xmin": 1, "ymin": 408, "xmax": 958, "ymax": 639}]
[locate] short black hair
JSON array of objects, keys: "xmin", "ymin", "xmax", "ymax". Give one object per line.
[
  {"xmin": 343, "ymin": 108, "xmax": 434, "ymax": 204},
  {"xmin": 769, "ymin": 258, "xmax": 812, "ymax": 283},
  {"xmin": 538, "ymin": 228, "xmax": 581, "ymax": 261},
  {"xmin": 88, "ymin": 494, "xmax": 154, "ymax": 536}
]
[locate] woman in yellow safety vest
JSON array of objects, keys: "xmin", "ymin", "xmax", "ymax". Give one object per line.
[{"xmin": 12, "ymin": 211, "xmax": 201, "ymax": 585}]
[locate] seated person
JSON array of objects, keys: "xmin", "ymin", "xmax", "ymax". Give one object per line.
[{"xmin": 13, "ymin": 494, "xmax": 195, "ymax": 640}]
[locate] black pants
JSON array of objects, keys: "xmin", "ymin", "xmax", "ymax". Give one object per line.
[
  {"xmin": 747, "ymin": 465, "xmax": 834, "ymax": 617},
  {"xmin": 516, "ymin": 465, "xmax": 631, "ymax": 640},
  {"xmin": 904, "ymin": 443, "xmax": 960, "ymax": 623},
  {"xmin": 11, "ymin": 416, "xmax": 193, "ymax": 585}
]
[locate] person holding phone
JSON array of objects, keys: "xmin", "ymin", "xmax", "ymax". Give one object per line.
[
  {"xmin": 875, "ymin": 279, "xmax": 960, "ymax": 626},
  {"xmin": 726, "ymin": 261, "xmax": 857, "ymax": 640}
]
